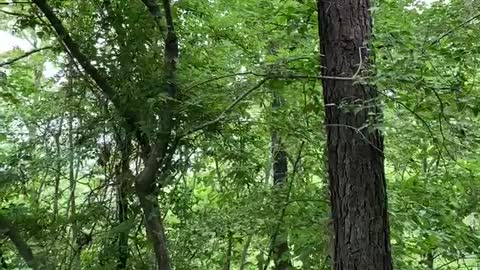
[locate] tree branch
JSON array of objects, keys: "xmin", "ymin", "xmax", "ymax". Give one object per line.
[
  {"xmin": 0, "ymin": 214, "xmax": 40, "ymax": 270},
  {"xmin": 33, "ymin": 0, "xmax": 115, "ymax": 102},
  {"xmin": 32, "ymin": 0, "xmax": 144, "ymax": 140},
  {"xmin": 0, "ymin": 9, "xmax": 29, "ymax": 17},
  {"xmin": 0, "ymin": 1, "xmax": 32, "ymax": 4},
  {"xmin": 184, "ymin": 71, "xmax": 361, "ymax": 92},
  {"xmin": 431, "ymin": 13, "xmax": 480, "ymax": 45},
  {"xmin": 0, "ymin": 46, "xmax": 52, "ymax": 67},
  {"xmin": 140, "ymin": 0, "xmax": 161, "ymax": 18},
  {"xmin": 182, "ymin": 78, "xmax": 268, "ymax": 137}
]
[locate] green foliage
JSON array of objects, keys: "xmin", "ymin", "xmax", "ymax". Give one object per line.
[{"xmin": 0, "ymin": 0, "xmax": 479, "ymax": 269}]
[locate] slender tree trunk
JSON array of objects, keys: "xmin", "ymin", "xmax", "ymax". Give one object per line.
[
  {"xmin": 239, "ymin": 235, "xmax": 252, "ymax": 270},
  {"xmin": 222, "ymin": 232, "xmax": 233, "ymax": 270},
  {"xmin": 53, "ymin": 119, "xmax": 63, "ymax": 220},
  {"xmin": 116, "ymin": 135, "xmax": 132, "ymax": 269},
  {"xmin": 271, "ymin": 90, "xmax": 292, "ymax": 270},
  {"xmin": 317, "ymin": 1, "xmax": 393, "ymax": 269},
  {"xmin": 68, "ymin": 111, "xmax": 80, "ymax": 270},
  {"xmin": 117, "ymin": 182, "xmax": 129, "ymax": 270},
  {"xmin": 136, "ymin": 190, "xmax": 171, "ymax": 270}
]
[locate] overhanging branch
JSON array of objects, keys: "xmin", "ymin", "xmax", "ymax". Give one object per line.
[
  {"xmin": 0, "ymin": 1, "xmax": 32, "ymax": 4},
  {"xmin": 184, "ymin": 71, "xmax": 362, "ymax": 92},
  {"xmin": 32, "ymin": 0, "xmax": 116, "ymax": 103},
  {"xmin": 0, "ymin": 46, "xmax": 52, "ymax": 67},
  {"xmin": 32, "ymin": 0, "xmax": 145, "ymax": 142}
]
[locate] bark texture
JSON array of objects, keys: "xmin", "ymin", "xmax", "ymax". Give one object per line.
[{"xmin": 317, "ymin": 1, "xmax": 393, "ymax": 269}]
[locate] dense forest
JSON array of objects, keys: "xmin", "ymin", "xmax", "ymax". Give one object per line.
[{"xmin": 0, "ymin": 0, "xmax": 479, "ymax": 269}]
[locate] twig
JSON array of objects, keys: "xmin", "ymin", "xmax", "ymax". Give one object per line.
[
  {"xmin": 431, "ymin": 13, "xmax": 480, "ymax": 45},
  {"xmin": 435, "ymin": 255, "xmax": 464, "ymax": 269},
  {"xmin": 0, "ymin": 1, "xmax": 32, "ymax": 4},
  {"xmin": 0, "ymin": 9, "xmax": 29, "ymax": 16},
  {"xmin": 378, "ymin": 91, "xmax": 440, "ymax": 154},
  {"xmin": 184, "ymin": 70, "xmax": 363, "ymax": 92},
  {"xmin": 181, "ymin": 78, "xmax": 269, "ymax": 137},
  {"xmin": 0, "ymin": 46, "xmax": 52, "ymax": 67},
  {"xmin": 324, "ymin": 123, "xmax": 384, "ymax": 154},
  {"xmin": 183, "ymin": 72, "xmax": 255, "ymax": 92}
]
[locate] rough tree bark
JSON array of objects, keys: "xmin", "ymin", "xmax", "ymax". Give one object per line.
[{"xmin": 317, "ymin": 1, "xmax": 393, "ymax": 269}]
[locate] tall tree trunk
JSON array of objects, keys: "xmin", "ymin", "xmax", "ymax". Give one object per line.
[
  {"xmin": 239, "ymin": 234, "xmax": 252, "ymax": 270},
  {"xmin": 317, "ymin": 1, "xmax": 393, "ymax": 269},
  {"xmin": 116, "ymin": 135, "xmax": 132, "ymax": 269},
  {"xmin": 222, "ymin": 232, "xmax": 233, "ymax": 270},
  {"xmin": 136, "ymin": 190, "xmax": 171, "ymax": 270},
  {"xmin": 271, "ymin": 90, "xmax": 292, "ymax": 270},
  {"xmin": 68, "ymin": 111, "xmax": 80, "ymax": 270},
  {"xmin": 52, "ymin": 114, "xmax": 64, "ymax": 221}
]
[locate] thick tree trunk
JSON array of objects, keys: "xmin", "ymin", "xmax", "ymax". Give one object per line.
[{"xmin": 317, "ymin": 1, "xmax": 393, "ymax": 269}]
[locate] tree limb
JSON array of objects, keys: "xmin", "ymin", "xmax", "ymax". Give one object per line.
[
  {"xmin": 0, "ymin": 214, "xmax": 40, "ymax": 270},
  {"xmin": 0, "ymin": 8, "xmax": 29, "ymax": 17},
  {"xmin": 431, "ymin": 13, "xmax": 480, "ymax": 45},
  {"xmin": 32, "ymin": 0, "xmax": 146, "ymax": 143},
  {"xmin": 0, "ymin": 1, "xmax": 32, "ymax": 4},
  {"xmin": 182, "ymin": 78, "xmax": 268, "ymax": 137},
  {"xmin": 33, "ymin": 0, "xmax": 116, "ymax": 103},
  {"xmin": 184, "ymin": 71, "xmax": 361, "ymax": 92},
  {"xmin": 0, "ymin": 46, "xmax": 52, "ymax": 67}
]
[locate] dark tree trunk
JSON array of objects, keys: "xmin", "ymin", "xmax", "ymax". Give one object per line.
[
  {"xmin": 317, "ymin": 1, "xmax": 393, "ymax": 270},
  {"xmin": 116, "ymin": 135, "xmax": 132, "ymax": 269},
  {"xmin": 137, "ymin": 191, "xmax": 171, "ymax": 270},
  {"xmin": 271, "ymin": 90, "xmax": 292, "ymax": 270},
  {"xmin": 117, "ymin": 184, "xmax": 129, "ymax": 269}
]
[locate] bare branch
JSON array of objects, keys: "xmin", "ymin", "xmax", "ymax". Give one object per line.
[
  {"xmin": 184, "ymin": 71, "xmax": 362, "ymax": 92},
  {"xmin": 182, "ymin": 78, "xmax": 269, "ymax": 137},
  {"xmin": 33, "ymin": 0, "xmax": 115, "ymax": 102},
  {"xmin": 183, "ymin": 72, "xmax": 256, "ymax": 92},
  {"xmin": 0, "ymin": 1, "xmax": 32, "ymax": 4},
  {"xmin": 0, "ymin": 46, "xmax": 52, "ymax": 67},
  {"xmin": 0, "ymin": 8, "xmax": 29, "ymax": 16},
  {"xmin": 431, "ymin": 13, "xmax": 480, "ymax": 45},
  {"xmin": 32, "ymin": 0, "xmax": 145, "ymax": 137}
]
